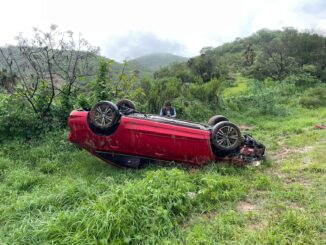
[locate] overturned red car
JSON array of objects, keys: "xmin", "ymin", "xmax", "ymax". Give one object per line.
[{"xmin": 68, "ymin": 100, "xmax": 265, "ymax": 168}]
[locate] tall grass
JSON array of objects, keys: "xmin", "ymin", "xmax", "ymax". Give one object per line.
[{"xmin": 1, "ymin": 96, "xmax": 325, "ymax": 244}]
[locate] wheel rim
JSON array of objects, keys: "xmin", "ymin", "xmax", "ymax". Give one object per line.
[
  {"xmin": 93, "ymin": 105, "xmax": 114, "ymax": 128},
  {"xmin": 215, "ymin": 125, "xmax": 239, "ymax": 149}
]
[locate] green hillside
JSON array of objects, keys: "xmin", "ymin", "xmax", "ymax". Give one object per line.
[
  {"xmin": 128, "ymin": 53, "xmax": 188, "ymax": 73},
  {"xmin": 0, "ymin": 46, "xmax": 152, "ymax": 78},
  {"xmin": 0, "ymin": 48, "xmax": 186, "ymax": 82},
  {"xmin": 155, "ymin": 28, "xmax": 326, "ymax": 84}
]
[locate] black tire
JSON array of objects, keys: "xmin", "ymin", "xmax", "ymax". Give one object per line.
[
  {"xmin": 87, "ymin": 101, "xmax": 120, "ymax": 136},
  {"xmin": 211, "ymin": 121, "xmax": 241, "ymax": 152},
  {"xmin": 208, "ymin": 115, "xmax": 229, "ymax": 126},
  {"xmin": 116, "ymin": 99, "xmax": 136, "ymax": 110}
]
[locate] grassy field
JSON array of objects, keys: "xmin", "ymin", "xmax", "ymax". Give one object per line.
[
  {"xmin": 0, "ymin": 106, "xmax": 325, "ymax": 244},
  {"xmin": 222, "ymin": 74, "xmax": 249, "ymax": 97}
]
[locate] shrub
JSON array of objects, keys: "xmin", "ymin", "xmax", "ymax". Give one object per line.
[
  {"xmin": 0, "ymin": 95, "xmax": 42, "ymax": 140},
  {"xmin": 300, "ymin": 87, "xmax": 326, "ymax": 108},
  {"xmin": 221, "ymin": 80, "xmax": 288, "ymax": 116}
]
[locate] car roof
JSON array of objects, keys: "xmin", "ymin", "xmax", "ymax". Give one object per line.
[{"xmin": 126, "ymin": 113, "xmax": 211, "ymax": 130}]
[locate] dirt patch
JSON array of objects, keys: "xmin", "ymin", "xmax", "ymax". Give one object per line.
[
  {"xmin": 201, "ymin": 210, "xmax": 218, "ymax": 220},
  {"xmin": 237, "ymin": 201, "xmax": 258, "ymax": 213},
  {"xmin": 287, "ymin": 202, "xmax": 304, "ymax": 210},
  {"xmin": 271, "ymin": 146, "xmax": 314, "ymax": 162},
  {"xmin": 284, "ymin": 176, "xmax": 311, "ymax": 186},
  {"xmin": 247, "ymin": 220, "xmax": 268, "ymax": 231},
  {"xmin": 181, "ymin": 210, "xmax": 218, "ymax": 229}
]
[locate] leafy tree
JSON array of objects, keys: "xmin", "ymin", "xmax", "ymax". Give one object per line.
[
  {"xmin": 93, "ymin": 59, "xmax": 112, "ymax": 101},
  {"xmin": 0, "ymin": 25, "xmax": 98, "ymax": 119},
  {"xmin": 284, "ymin": 65, "xmax": 321, "ymax": 88},
  {"xmin": 147, "ymin": 77, "xmax": 182, "ymax": 113},
  {"xmin": 115, "ymin": 60, "xmax": 136, "ymax": 98},
  {"xmin": 154, "ymin": 62, "xmax": 201, "ymax": 84},
  {"xmin": 187, "ymin": 54, "xmax": 228, "ymax": 82},
  {"xmin": 200, "ymin": 46, "xmax": 214, "ymax": 55},
  {"xmin": 187, "ymin": 79, "xmax": 222, "ymax": 109}
]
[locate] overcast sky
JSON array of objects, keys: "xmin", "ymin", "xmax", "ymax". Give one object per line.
[{"xmin": 0, "ymin": 0, "xmax": 325, "ymax": 61}]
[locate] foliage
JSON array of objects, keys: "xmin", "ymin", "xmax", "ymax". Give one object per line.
[
  {"xmin": 300, "ymin": 86, "xmax": 326, "ymax": 108},
  {"xmin": 181, "ymin": 28, "xmax": 326, "ymax": 83},
  {"xmin": 290, "ymin": 65, "xmax": 321, "ymax": 86},
  {"xmin": 146, "ymin": 77, "xmax": 182, "ymax": 113},
  {"xmin": 172, "ymin": 98, "xmax": 214, "ymax": 122},
  {"xmin": 222, "ymin": 80, "xmax": 289, "ymax": 116},
  {"xmin": 0, "ymin": 25, "xmax": 98, "ymax": 119},
  {"xmin": 0, "ymin": 68, "xmax": 17, "ymax": 93},
  {"xmin": 92, "ymin": 59, "xmax": 112, "ymax": 101},
  {"xmin": 155, "ymin": 62, "xmax": 203, "ymax": 84},
  {"xmin": 128, "ymin": 53, "xmax": 188, "ymax": 73},
  {"xmin": 0, "ymin": 94, "xmax": 42, "ymax": 140},
  {"xmin": 187, "ymin": 79, "xmax": 221, "ymax": 108},
  {"xmin": 249, "ymin": 51, "xmax": 296, "ymax": 81}
]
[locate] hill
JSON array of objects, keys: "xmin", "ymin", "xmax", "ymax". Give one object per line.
[
  {"xmin": 0, "ymin": 46, "xmax": 186, "ymax": 80},
  {"xmin": 155, "ymin": 28, "xmax": 326, "ymax": 83},
  {"xmin": 128, "ymin": 53, "xmax": 188, "ymax": 73}
]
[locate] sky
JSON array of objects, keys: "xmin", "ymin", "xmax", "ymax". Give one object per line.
[{"xmin": 0, "ymin": 0, "xmax": 325, "ymax": 61}]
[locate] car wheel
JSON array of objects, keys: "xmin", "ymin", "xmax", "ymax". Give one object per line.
[
  {"xmin": 211, "ymin": 121, "xmax": 241, "ymax": 152},
  {"xmin": 116, "ymin": 99, "xmax": 136, "ymax": 110},
  {"xmin": 208, "ymin": 115, "xmax": 229, "ymax": 126},
  {"xmin": 87, "ymin": 101, "xmax": 120, "ymax": 135}
]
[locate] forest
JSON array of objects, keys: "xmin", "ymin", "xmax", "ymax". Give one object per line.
[{"xmin": 0, "ymin": 26, "xmax": 325, "ymax": 244}]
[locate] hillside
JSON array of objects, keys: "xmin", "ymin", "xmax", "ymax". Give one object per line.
[
  {"xmin": 154, "ymin": 28, "xmax": 326, "ymax": 83},
  {"xmin": 0, "ymin": 46, "xmax": 165, "ymax": 80},
  {"xmin": 128, "ymin": 53, "xmax": 188, "ymax": 73}
]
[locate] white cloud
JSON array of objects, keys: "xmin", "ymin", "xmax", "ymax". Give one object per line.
[{"xmin": 0, "ymin": 0, "xmax": 325, "ymax": 61}]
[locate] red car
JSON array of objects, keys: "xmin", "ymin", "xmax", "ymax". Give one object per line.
[{"xmin": 68, "ymin": 100, "xmax": 265, "ymax": 168}]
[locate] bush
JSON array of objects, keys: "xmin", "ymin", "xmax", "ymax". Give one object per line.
[
  {"xmin": 300, "ymin": 87, "xmax": 326, "ymax": 108},
  {"xmin": 221, "ymin": 80, "xmax": 288, "ymax": 116},
  {"xmin": 187, "ymin": 79, "xmax": 221, "ymax": 108},
  {"xmin": 0, "ymin": 95, "xmax": 42, "ymax": 140},
  {"xmin": 284, "ymin": 65, "xmax": 321, "ymax": 88}
]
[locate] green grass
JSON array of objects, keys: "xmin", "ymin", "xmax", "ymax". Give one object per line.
[
  {"xmin": 0, "ymin": 107, "xmax": 325, "ymax": 244},
  {"xmin": 222, "ymin": 74, "xmax": 249, "ymax": 97}
]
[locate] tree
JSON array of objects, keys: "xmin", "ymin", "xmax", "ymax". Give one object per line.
[
  {"xmin": 187, "ymin": 51, "xmax": 229, "ymax": 83},
  {"xmin": 0, "ymin": 48, "xmax": 18, "ymax": 93},
  {"xmin": 200, "ymin": 46, "xmax": 214, "ymax": 55},
  {"xmin": 0, "ymin": 68, "xmax": 17, "ymax": 93},
  {"xmin": 93, "ymin": 59, "xmax": 113, "ymax": 101},
  {"xmin": 249, "ymin": 37, "xmax": 297, "ymax": 80},
  {"xmin": 244, "ymin": 44, "xmax": 255, "ymax": 66},
  {"xmin": 0, "ymin": 25, "xmax": 98, "ymax": 118}
]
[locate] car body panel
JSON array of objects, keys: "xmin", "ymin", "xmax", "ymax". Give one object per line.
[{"xmin": 68, "ymin": 110, "xmax": 216, "ymax": 165}]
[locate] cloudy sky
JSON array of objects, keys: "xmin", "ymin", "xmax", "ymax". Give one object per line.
[{"xmin": 0, "ymin": 0, "xmax": 325, "ymax": 61}]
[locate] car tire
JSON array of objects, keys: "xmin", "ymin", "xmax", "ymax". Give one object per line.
[
  {"xmin": 116, "ymin": 99, "xmax": 136, "ymax": 110},
  {"xmin": 211, "ymin": 121, "xmax": 241, "ymax": 152},
  {"xmin": 208, "ymin": 115, "xmax": 229, "ymax": 126},
  {"xmin": 87, "ymin": 101, "xmax": 120, "ymax": 136}
]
